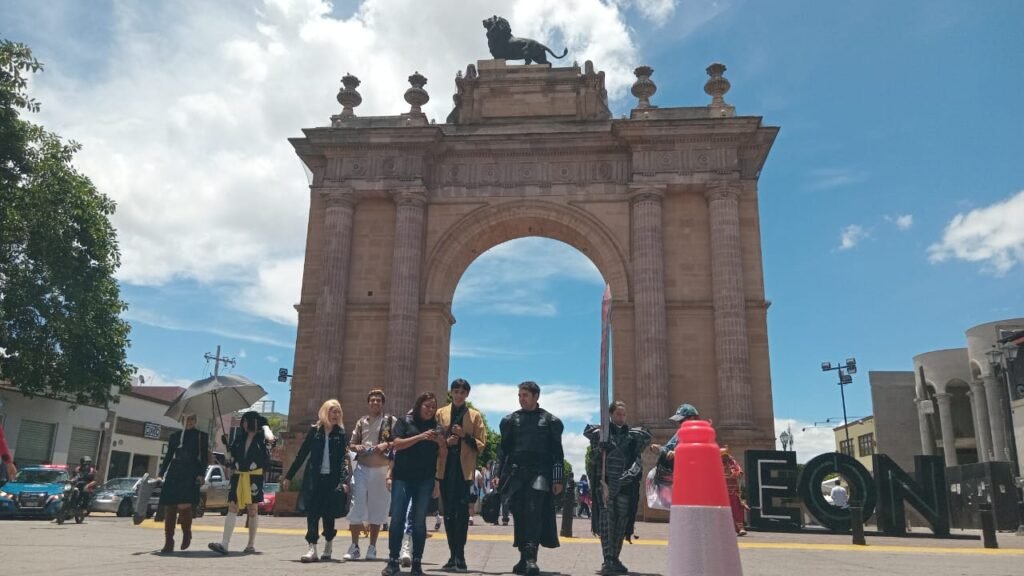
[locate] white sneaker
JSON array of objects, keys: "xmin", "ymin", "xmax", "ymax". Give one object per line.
[
  {"xmin": 365, "ymin": 544, "xmax": 377, "ymax": 560},
  {"xmin": 300, "ymin": 543, "xmax": 319, "ymax": 563},
  {"xmin": 399, "ymin": 534, "xmax": 412, "ymax": 567},
  {"xmin": 343, "ymin": 543, "xmax": 360, "ymax": 560},
  {"xmin": 321, "ymin": 540, "xmax": 333, "ymax": 560}
]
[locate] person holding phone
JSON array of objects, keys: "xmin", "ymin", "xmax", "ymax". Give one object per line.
[{"xmin": 381, "ymin": 392, "xmax": 445, "ymax": 576}]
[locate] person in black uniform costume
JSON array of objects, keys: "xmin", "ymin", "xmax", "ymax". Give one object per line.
[
  {"xmin": 157, "ymin": 413, "xmax": 209, "ymax": 553},
  {"xmin": 209, "ymin": 411, "xmax": 274, "ymax": 555},
  {"xmin": 494, "ymin": 381, "xmax": 564, "ymax": 576},
  {"xmin": 584, "ymin": 401, "xmax": 651, "ymax": 575}
]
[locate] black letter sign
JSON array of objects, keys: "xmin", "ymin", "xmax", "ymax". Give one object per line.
[
  {"xmin": 798, "ymin": 452, "xmax": 876, "ymax": 532},
  {"xmin": 744, "ymin": 450, "xmax": 800, "ymax": 530}
]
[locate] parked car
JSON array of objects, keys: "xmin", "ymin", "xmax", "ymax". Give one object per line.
[
  {"xmin": 148, "ymin": 464, "xmax": 230, "ymax": 519},
  {"xmin": 258, "ymin": 483, "xmax": 279, "ymax": 515},
  {"xmin": 89, "ymin": 477, "xmax": 143, "ymax": 517},
  {"xmin": 0, "ymin": 465, "xmax": 70, "ymax": 520}
]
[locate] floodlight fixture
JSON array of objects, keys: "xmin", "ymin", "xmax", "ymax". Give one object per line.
[{"xmin": 821, "ymin": 361, "xmax": 832, "ymax": 372}]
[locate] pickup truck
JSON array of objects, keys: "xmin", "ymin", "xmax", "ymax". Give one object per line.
[{"xmin": 148, "ymin": 464, "xmax": 231, "ymax": 518}]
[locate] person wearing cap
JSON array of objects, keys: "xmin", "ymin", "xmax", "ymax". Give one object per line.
[
  {"xmin": 156, "ymin": 413, "xmax": 209, "ymax": 553},
  {"xmin": 648, "ymin": 403, "xmax": 701, "ymax": 479}
]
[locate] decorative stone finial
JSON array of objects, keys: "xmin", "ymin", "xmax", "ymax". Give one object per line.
[
  {"xmin": 404, "ymin": 71, "xmax": 429, "ymax": 115},
  {"xmin": 631, "ymin": 65, "xmax": 656, "ymax": 109},
  {"xmin": 337, "ymin": 73, "xmax": 362, "ymax": 117},
  {"xmin": 704, "ymin": 63, "xmax": 731, "ymax": 109}
]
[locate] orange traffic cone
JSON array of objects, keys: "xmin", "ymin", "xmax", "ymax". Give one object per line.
[{"xmin": 667, "ymin": 420, "xmax": 743, "ymax": 576}]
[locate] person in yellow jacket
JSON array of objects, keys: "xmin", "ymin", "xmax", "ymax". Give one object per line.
[{"xmin": 435, "ymin": 378, "xmax": 488, "ymax": 572}]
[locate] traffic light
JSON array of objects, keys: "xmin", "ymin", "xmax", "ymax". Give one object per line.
[{"xmin": 278, "ymin": 368, "xmax": 290, "ymax": 383}]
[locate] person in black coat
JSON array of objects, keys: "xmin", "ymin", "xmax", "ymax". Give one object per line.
[
  {"xmin": 209, "ymin": 411, "xmax": 275, "ymax": 555},
  {"xmin": 283, "ymin": 399, "xmax": 351, "ymax": 563},
  {"xmin": 157, "ymin": 413, "xmax": 208, "ymax": 553}
]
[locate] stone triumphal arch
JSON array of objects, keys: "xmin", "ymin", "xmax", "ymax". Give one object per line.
[{"xmin": 286, "ymin": 59, "xmax": 779, "ymax": 454}]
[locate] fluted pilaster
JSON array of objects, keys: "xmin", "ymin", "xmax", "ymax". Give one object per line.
[
  {"xmin": 385, "ymin": 188, "xmax": 428, "ymax": 412},
  {"xmin": 312, "ymin": 189, "xmax": 356, "ymax": 408},
  {"xmin": 705, "ymin": 184, "xmax": 753, "ymax": 428},
  {"xmin": 630, "ymin": 187, "xmax": 669, "ymax": 425},
  {"xmin": 982, "ymin": 374, "xmax": 1011, "ymax": 461},
  {"xmin": 968, "ymin": 383, "xmax": 993, "ymax": 462},
  {"xmin": 916, "ymin": 397, "xmax": 936, "ymax": 456},
  {"xmin": 935, "ymin": 392, "xmax": 958, "ymax": 466}
]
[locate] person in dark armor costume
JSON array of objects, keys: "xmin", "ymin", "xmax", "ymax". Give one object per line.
[
  {"xmin": 584, "ymin": 401, "xmax": 652, "ymax": 575},
  {"xmin": 494, "ymin": 381, "xmax": 564, "ymax": 576}
]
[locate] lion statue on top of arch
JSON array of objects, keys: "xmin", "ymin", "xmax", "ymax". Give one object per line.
[{"xmin": 482, "ymin": 15, "xmax": 568, "ymax": 65}]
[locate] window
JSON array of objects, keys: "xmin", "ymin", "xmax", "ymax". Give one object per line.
[
  {"xmin": 839, "ymin": 438, "xmax": 854, "ymax": 456},
  {"xmin": 858, "ymin": 433, "xmax": 874, "ymax": 457}
]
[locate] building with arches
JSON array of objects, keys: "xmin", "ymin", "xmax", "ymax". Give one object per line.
[{"xmin": 283, "ymin": 58, "xmax": 780, "ymax": 469}]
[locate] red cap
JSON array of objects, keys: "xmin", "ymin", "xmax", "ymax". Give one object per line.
[{"xmin": 671, "ymin": 420, "xmax": 729, "ymax": 507}]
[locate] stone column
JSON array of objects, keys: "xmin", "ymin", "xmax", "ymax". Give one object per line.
[
  {"xmin": 311, "ymin": 189, "xmax": 356, "ymax": 408},
  {"xmin": 982, "ymin": 374, "xmax": 1010, "ymax": 461},
  {"xmin": 630, "ymin": 188, "xmax": 669, "ymax": 425},
  {"xmin": 935, "ymin": 392, "xmax": 958, "ymax": 466},
  {"xmin": 916, "ymin": 398, "xmax": 935, "ymax": 456},
  {"xmin": 385, "ymin": 188, "xmax": 428, "ymax": 412},
  {"xmin": 705, "ymin": 184, "xmax": 753, "ymax": 428},
  {"xmin": 968, "ymin": 384, "xmax": 993, "ymax": 462}
]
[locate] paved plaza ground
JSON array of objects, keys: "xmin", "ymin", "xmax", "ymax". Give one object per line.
[{"xmin": 3, "ymin": 513, "xmax": 1022, "ymax": 575}]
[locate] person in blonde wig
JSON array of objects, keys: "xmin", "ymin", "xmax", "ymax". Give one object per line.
[{"xmin": 284, "ymin": 399, "xmax": 351, "ymax": 562}]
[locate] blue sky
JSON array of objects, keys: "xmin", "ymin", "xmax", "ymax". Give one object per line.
[{"xmin": 4, "ymin": 0, "xmax": 1023, "ymax": 468}]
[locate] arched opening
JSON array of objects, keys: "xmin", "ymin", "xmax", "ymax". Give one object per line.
[{"xmin": 420, "ymin": 201, "xmax": 633, "ymax": 477}]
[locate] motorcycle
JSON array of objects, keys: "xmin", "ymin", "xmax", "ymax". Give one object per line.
[{"xmin": 56, "ymin": 482, "xmax": 89, "ymax": 525}]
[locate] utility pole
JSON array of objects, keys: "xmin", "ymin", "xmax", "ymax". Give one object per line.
[{"xmin": 205, "ymin": 344, "xmax": 236, "ymax": 377}]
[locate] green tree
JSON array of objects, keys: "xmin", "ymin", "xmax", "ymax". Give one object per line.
[{"xmin": 0, "ymin": 39, "xmax": 134, "ymax": 406}]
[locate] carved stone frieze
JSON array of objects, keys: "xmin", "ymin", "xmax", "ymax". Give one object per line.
[
  {"xmin": 435, "ymin": 156, "xmax": 627, "ymax": 189},
  {"xmin": 326, "ymin": 152, "xmax": 427, "ymax": 181},
  {"xmin": 631, "ymin": 146, "xmax": 739, "ymax": 176}
]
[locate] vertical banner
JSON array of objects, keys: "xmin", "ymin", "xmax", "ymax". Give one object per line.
[{"xmin": 599, "ymin": 284, "xmax": 612, "ymax": 442}]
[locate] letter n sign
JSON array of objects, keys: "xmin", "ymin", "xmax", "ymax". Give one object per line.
[
  {"xmin": 745, "ymin": 450, "xmax": 800, "ymax": 531},
  {"xmin": 874, "ymin": 454, "xmax": 949, "ymax": 536}
]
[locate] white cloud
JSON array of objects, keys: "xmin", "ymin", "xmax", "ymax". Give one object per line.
[
  {"xmin": 265, "ymin": 355, "xmax": 280, "ymax": 363},
  {"xmin": 455, "ymin": 237, "xmax": 604, "ymax": 316},
  {"xmin": 134, "ymin": 366, "xmax": 193, "ymax": 389},
  {"xmin": 838, "ymin": 224, "xmax": 866, "ymax": 250},
  {"xmin": 808, "ymin": 167, "xmax": 866, "ymax": 190},
  {"xmin": 632, "ymin": 0, "xmax": 677, "ymax": 24},
  {"xmin": 449, "ymin": 342, "xmax": 528, "ymax": 359},
  {"xmin": 928, "ymin": 190, "xmax": 1024, "ymax": 275},
  {"xmin": 123, "ymin": 307, "xmax": 296, "ymax": 349},
  {"xmin": 774, "ymin": 418, "xmax": 838, "ymax": 464},
  {"xmin": 894, "ymin": 214, "xmax": 913, "ymax": 230},
  {"xmin": 27, "ymin": 0, "xmax": 651, "ymax": 326},
  {"xmin": 562, "ymin": 431, "xmax": 590, "ymax": 478},
  {"xmin": 470, "ymin": 382, "xmax": 600, "ymax": 423}
]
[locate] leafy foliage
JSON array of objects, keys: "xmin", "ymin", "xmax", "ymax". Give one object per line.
[{"xmin": 0, "ymin": 39, "xmax": 134, "ymax": 406}]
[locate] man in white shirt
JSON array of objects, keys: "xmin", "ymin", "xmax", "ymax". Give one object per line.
[
  {"xmin": 344, "ymin": 389, "xmax": 397, "ymax": 561},
  {"xmin": 830, "ymin": 479, "xmax": 849, "ymax": 509}
]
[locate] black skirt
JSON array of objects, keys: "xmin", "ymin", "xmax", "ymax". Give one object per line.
[
  {"xmin": 159, "ymin": 461, "xmax": 200, "ymax": 506},
  {"xmin": 229, "ymin": 472, "xmax": 265, "ymax": 504}
]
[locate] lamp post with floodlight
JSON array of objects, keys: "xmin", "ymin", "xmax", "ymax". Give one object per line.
[{"xmin": 821, "ymin": 358, "xmax": 858, "ymax": 456}]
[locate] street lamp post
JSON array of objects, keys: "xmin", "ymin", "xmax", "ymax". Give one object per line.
[{"xmin": 821, "ymin": 358, "xmax": 858, "ymax": 456}]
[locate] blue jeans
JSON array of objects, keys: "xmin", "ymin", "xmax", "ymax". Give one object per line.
[{"xmin": 388, "ymin": 478, "xmax": 433, "ymax": 562}]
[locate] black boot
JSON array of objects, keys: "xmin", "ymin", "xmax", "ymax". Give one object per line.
[
  {"xmin": 512, "ymin": 549, "xmax": 528, "ymax": 575},
  {"xmin": 524, "ymin": 545, "xmax": 540, "ymax": 576}
]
